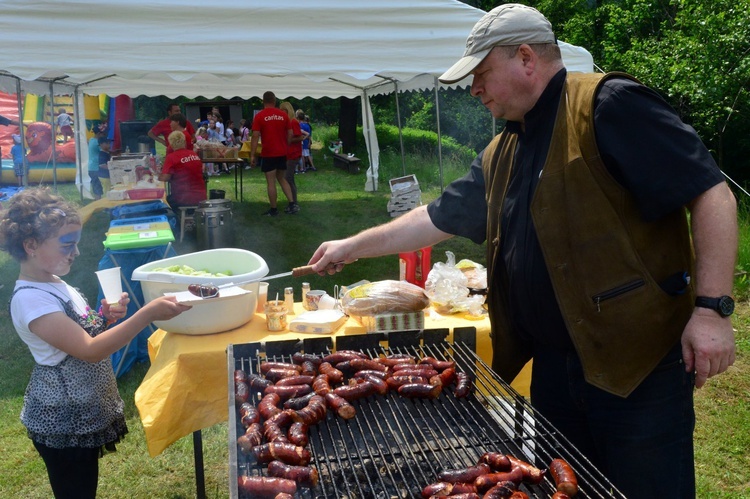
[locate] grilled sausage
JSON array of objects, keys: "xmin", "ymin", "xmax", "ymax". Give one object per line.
[
  {"xmin": 474, "ymin": 468, "xmax": 524, "ymax": 493},
  {"xmin": 300, "ymin": 360, "xmax": 317, "ymax": 376},
  {"xmin": 481, "ymin": 480, "xmax": 518, "ymax": 498},
  {"xmin": 318, "ymin": 362, "xmax": 344, "ymax": 384},
  {"xmin": 551, "ymin": 493, "xmax": 571, "ymax": 499},
  {"xmin": 263, "ymin": 421, "xmax": 289, "ymax": 443},
  {"xmin": 264, "ymin": 368, "xmax": 302, "ymax": 383},
  {"xmin": 274, "ymin": 494, "xmax": 294, "ymax": 499},
  {"xmin": 287, "ymin": 422, "xmax": 309, "ymax": 447},
  {"xmin": 267, "ymin": 460, "xmax": 320, "ymax": 488},
  {"xmin": 392, "ymin": 368, "xmax": 438, "ymax": 379},
  {"xmin": 478, "ymin": 452, "xmax": 511, "ymax": 472},
  {"xmin": 322, "ymin": 351, "xmax": 365, "ymax": 365},
  {"xmin": 419, "ymin": 356, "xmax": 456, "ymax": 372},
  {"xmin": 324, "ymin": 392, "xmax": 357, "ymax": 419},
  {"xmin": 292, "ymin": 352, "xmax": 322, "ymax": 367},
  {"xmin": 393, "ymin": 363, "xmax": 438, "ymax": 373},
  {"xmin": 362, "ymin": 373, "xmax": 389, "ymax": 395},
  {"xmin": 378, "ymin": 354, "xmax": 416, "ymax": 367},
  {"xmin": 508, "ymin": 492, "xmax": 530, "ymax": 499},
  {"xmin": 247, "ymin": 373, "xmax": 273, "ymax": 392},
  {"xmin": 386, "ymin": 375, "xmax": 428, "ymax": 389},
  {"xmin": 283, "ymin": 391, "xmax": 317, "ymax": 410},
  {"xmin": 438, "ymin": 367, "xmax": 457, "ymax": 387},
  {"xmin": 549, "ymin": 458, "xmax": 578, "ymax": 497},
  {"xmin": 234, "ymin": 380, "xmax": 249, "ymax": 406},
  {"xmin": 421, "ymin": 481, "xmax": 453, "ymax": 498},
  {"xmin": 353, "ymin": 369, "xmax": 389, "ymax": 380},
  {"xmin": 264, "ymin": 384, "xmax": 313, "ymax": 401},
  {"xmin": 236, "ymin": 423, "xmax": 263, "ymax": 453},
  {"xmin": 237, "ymin": 476, "xmax": 296, "ymax": 498},
  {"xmin": 398, "ymin": 382, "xmax": 442, "ymax": 399},
  {"xmin": 312, "ymin": 374, "xmax": 333, "ymax": 396},
  {"xmin": 436, "ymin": 494, "xmax": 479, "ymax": 499},
  {"xmin": 251, "ymin": 442, "xmax": 311, "ymax": 466},
  {"xmin": 275, "ymin": 375, "xmax": 315, "ymax": 386},
  {"xmin": 258, "ymin": 393, "xmax": 282, "ymax": 420},
  {"xmin": 333, "ymin": 380, "xmax": 376, "ymax": 401},
  {"xmin": 349, "ymin": 358, "xmax": 388, "ymax": 372},
  {"xmin": 292, "ymin": 395, "xmax": 327, "ymax": 425},
  {"xmin": 454, "ymin": 372, "xmax": 473, "ymax": 398},
  {"xmin": 234, "ymin": 369, "xmax": 247, "ymax": 383},
  {"xmin": 450, "ymin": 482, "xmax": 478, "ymax": 494},
  {"xmin": 437, "ymin": 463, "xmax": 491, "ymax": 484},
  {"xmin": 507, "ymin": 456, "xmax": 545, "ymax": 485},
  {"xmin": 188, "ymin": 283, "xmax": 219, "ymax": 298},
  {"xmin": 260, "ymin": 362, "xmax": 302, "ymax": 374},
  {"xmin": 238, "ymin": 402, "xmax": 260, "ymax": 427}
]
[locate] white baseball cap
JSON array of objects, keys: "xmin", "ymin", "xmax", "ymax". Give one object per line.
[{"xmin": 439, "ymin": 4, "xmax": 556, "ymax": 84}]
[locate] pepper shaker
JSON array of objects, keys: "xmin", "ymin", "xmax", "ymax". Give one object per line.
[
  {"xmin": 301, "ymin": 282, "xmax": 310, "ymax": 310},
  {"xmin": 284, "ymin": 287, "xmax": 295, "ymax": 315}
]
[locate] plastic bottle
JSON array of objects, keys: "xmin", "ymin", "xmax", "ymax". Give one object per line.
[
  {"xmin": 125, "ymin": 146, "xmax": 131, "ymax": 153},
  {"xmin": 399, "ymin": 246, "xmax": 432, "ymax": 288}
]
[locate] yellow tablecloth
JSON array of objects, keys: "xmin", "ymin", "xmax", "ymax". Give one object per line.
[{"xmin": 134, "ymin": 303, "xmax": 531, "ymax": 457}]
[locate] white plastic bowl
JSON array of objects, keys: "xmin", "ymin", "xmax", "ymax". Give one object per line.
[{"xmin": 131, "ymin": 248, "xmax": 269, "ymax": 334}]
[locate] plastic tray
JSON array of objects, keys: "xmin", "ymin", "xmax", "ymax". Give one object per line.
[
  {"xmin": 127, "ymin": 188, "xmax": 165, "ymax": 200},
  {"xmin": 103, "ymin": 228, "xmax": 174, "ymax": 249}
]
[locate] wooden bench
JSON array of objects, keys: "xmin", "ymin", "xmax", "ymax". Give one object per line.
[{"xmin": 333, "ymin": 153, "xmax": 361, "ymax": 173}]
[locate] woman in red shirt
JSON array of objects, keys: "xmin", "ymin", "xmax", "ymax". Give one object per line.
[{"xmin": 158, "ymin": 131, "xmax": 207, "ymax": 212}]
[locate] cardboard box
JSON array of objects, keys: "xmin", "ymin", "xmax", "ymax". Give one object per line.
[
  {"xmin": 353, "ymin": 310, "xmax": 425, "ymax": 332},
  {"xmin": 108, "ymin": 155, "xmax": 148, "ymax": 186}
]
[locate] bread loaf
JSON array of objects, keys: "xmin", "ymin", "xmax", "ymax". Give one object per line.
[{"xmin": 342, "ymin": 280, "xmax": 429, "ymax": 316}]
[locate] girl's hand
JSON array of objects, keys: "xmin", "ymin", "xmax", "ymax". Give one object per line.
[{"xmin": 101, "ymin": 292, "xmax": 130, "ymax": 323}]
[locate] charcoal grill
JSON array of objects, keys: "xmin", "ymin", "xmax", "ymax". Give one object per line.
[{"xmin": 227, "ymin": 328, "xmax": 626, "ymax": 498}]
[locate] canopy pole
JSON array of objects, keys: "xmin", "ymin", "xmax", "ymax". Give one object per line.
[
  {"xmin": 362, "ymin": 89, "xmax": 377, "ymax": 192},
  {"xmin": 48, "ymin": 81, "xmax": 58, "ymax": 190},
  {"xmin": 393, "ymin": 81, "xmax": 405, "ymax": 176},
  {"xmin": 16, "ymin": 78, "xmax": 28, "ymax": 187},
  {"xmin": 72, "ymin": 87, "xmax": 84, "ymax": 202},
  {"xmin": 434, "ymin": 77, "xmax": 444, "ymax": 192}
]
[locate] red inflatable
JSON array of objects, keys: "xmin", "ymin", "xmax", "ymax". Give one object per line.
[{"xmin": 25, "ymin": 121, "xmax": 76, "ymax": 164}]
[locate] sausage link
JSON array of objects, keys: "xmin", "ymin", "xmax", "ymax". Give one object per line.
[
  {"xmin": 438, "ymin": 367, "xmax": 457, "ymax": 387},
  {"xmin": 283, "ymin": 391, "xmax": 317, "ymax": 410},
  {"xmin": 363, "ymin": 373, "xmax": 389, "ymax": 396},
  {"xmin": 264, "ymin": 368, "xmax": 302, "ymax": 383},
  {"xmin": 260, "ymin": 362, "xmax": 302, "ymax": 374},
  {"xmin": 287, "ymin": 422, "xmax": 309, "ymax": 448},
  {"xmin": 508, "ymin": 491, "xmax": 530, "ymax": 499},
  {"xmin": 318, "ymin": 362, "xmax": 344, "ymax": 384},
  {"xmin": 275, "ymin": 375, "xmax": 315, "ymax": 386},
  {"xmin": 450, "ymin": 482, "xmax": 477, "ymax": 494},
  {"xmin": 386, "ymin": 375, "xmax": 428, "ymax": 389},
  {"xmin": 393, "ymin": 363, "xmax": 438, "ymax": 373},
  {"xmin": 263, "ymin": 421, "xmax": 289, "ymax": 443},
  {"xmin": 348, "ymin": 357, "xmax": 388, "ymax": 372},
  {"xmin": 263, "ymin": 384, "xmax": 313, "ymax": 401},
  {"xmin": 247, "ymin": 373, "xmax": 273, "ymax": 392},
  {"xmin": 258, "ymin": 393, "xmax": 282, "ymax": 420},
  {"xmin": 353, "ymin": 369, "xmax": 389, "ymax": 380},
  {"xmin": 481, "ymin": 480, "xmax": 518, "ymax": 498},
  {"xmin": 292, "ymin": 394, "xmax": 327, "ymax": 425},
  {"xmin": 454, "ymin": 372, "xmax": 473, "ymax": 398},
  {"xmin": 237, "ymin": 476, "xmax": 296, "ymax": 498},
  {"xmin": 300, "ymin": 360, "xmax": 317, "ymax": 376},
  {"xmin": 292, "ymin": 352, "xmax": 322, "ymax": 367},
  {"xmin": 551, "ymin": 493, "xmax": 571, "ymax": 499},
  {"xmin": 398, "ymin": 382, "xmax": 442, "ymax": 399},
  {"xmin": 377, "ymin": 354, "xmax": 416, "ymax": 367},
  {"xmin": 549, "ymin": 458, "xmax": 578, "ymax": 497},
  {"xmin": 238, "ymin": 402, "xmax": 260, "ymax": 427},
  {"xmin": 392, "ymin": 368, "xmax": 438, "ymax": 379},
  {"xmin": 333, "ymin": 380, "xmax": 376, "ymax": 401},
  {"xmin": 474, "ymin": 468, "xmax": 523, "ymax": 493},
  {"xmin": 437, "ymin": 462, "xmax": 490, "ymax": 484},
  {"xmin": 419, "ymin": 356, "xmax": 456, "ymax": 372},
  {"xmin": 324, "ymin": 392, "xmax": 357, "ymax": 419},
  {"xmin": 421, "ymin": 481, "xmax": 453, "ymax": 498},
  {"xmin": 478, "ymin": 452, "xmax": 511, "ymax": 472},
  {"xmin": 251, "ymin": 442, "xmax": 311, "ymax": 466},
  {"xmin": 507, "ymin": 455, "xmax": 546, "ymax": 485},
  {"xmin": 312, "ymin": 374, "xmax": 333, "ymax": 396},
  {"xmin": 267, "ymin": 460, "xmax": 320, "ymax": 488},
  {"xmin": 236, "ymin": 422, "xmax": 263, "ymax": 453},
  {"xmin": 235, "ymin": 380, "xmax": 250, "ymax": 406},
  {"xmin": 322, "ymin": 351, "xmax": 364, "ymax": 365},
  {"xmin": 234, "ymin": 369, "xmax": 248, "ymax": 383}
]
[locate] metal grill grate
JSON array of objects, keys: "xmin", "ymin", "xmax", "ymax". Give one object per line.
[{"xmin": 228, "ymin": 329, "xmax": 626, "ymax": 498}]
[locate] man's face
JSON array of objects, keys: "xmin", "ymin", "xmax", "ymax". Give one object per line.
[
  {"xmin": 169, "ymin": 105, "xmax": 180, "ymax": 116},
  {"xmin": 470, "ymin": 47, "xmax": 531, "ymax": 122}
]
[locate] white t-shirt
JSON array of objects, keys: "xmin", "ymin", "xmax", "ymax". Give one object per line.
[{"xmin": 11, "ymin": 280, "xmax": 89, "ymax": 366}]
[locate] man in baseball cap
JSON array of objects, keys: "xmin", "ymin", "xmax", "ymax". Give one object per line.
[
  {"xmin": 307, "ymin": 5, "xmax": 736, "ymax": 498},
  {"xmin": 439, "ymin": 3, "xmax": 556, "ymax": 84}
]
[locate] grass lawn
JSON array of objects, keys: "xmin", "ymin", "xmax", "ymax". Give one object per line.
[{"xmin": 0, "ymin": 149, "xmax": 748, "ymax": 498}]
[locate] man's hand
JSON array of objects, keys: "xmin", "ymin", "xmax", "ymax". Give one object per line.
[{"xmin": 681, "ymin": 308, "xmax": 735, "ymax": 388}]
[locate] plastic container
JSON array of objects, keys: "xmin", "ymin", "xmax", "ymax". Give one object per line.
[
  {"xmin": 127, "ymin": 188, "xmax": 165, "ymax": 200},
  {"xmin": 131, "ymin": 248, "xmax": 269, "ymax": 334},
  {"xmin": 103, "ymin": 228, "xmax": 175, "ymax": 250},
  {"xmin": 107, "ymin": 215, "xmax": 170, "ymax": 234},
  {"xmin": 399, "ymin": 246, "xmax": 432, "ymax": 288}
]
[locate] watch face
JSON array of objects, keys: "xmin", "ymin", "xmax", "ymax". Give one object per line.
[{"xmin": 719, "ymin": 296, "xmax": 735, "ymax": 317}]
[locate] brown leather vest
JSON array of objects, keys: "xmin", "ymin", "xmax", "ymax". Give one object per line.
[{"xmin": 482, "ymin": 72, "xmax": 695, "ymax": 397}]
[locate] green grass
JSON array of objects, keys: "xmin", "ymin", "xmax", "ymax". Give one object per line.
[{"xmin": 1, "ymin": 147, "xmax": 748, "ymax": 497}]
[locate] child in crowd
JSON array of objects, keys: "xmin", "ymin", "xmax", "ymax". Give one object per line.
[
  {"xmin": 194, "ymin": 127, "xmax": 216, "ymax": 176},
  {"xmin": 11, "ymin": 133, "xmax": 25, "ymax": 186},
  {"xmin": 0, "ymin": 188, "xmax": 189, "ymax": 499},
  {"xmin": 56, "ymin": 108, "xmax": 74, "ymax": 143}
]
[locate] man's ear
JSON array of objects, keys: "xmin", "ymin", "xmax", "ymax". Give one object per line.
[{"xmin": 518, "ymin": 44, "xmax": 537, "ymax": 72}]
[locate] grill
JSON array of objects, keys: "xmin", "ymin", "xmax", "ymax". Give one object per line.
[{"xmin": 227, "ymin": 328, "xmax": 627, "ymax": 498}]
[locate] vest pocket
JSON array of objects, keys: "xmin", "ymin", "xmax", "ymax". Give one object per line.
[{"xmin": 592, "ymin": 279, "xmax": 645, "ymax": 312}]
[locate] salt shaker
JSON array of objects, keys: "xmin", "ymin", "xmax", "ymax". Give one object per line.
[
  {"xmin": 284, "ymin": 287, "xmax": 295, "ymax": 315},
  {"xmin": 301, "ymin": 282, "xmax": 310, "ymax": 310}
]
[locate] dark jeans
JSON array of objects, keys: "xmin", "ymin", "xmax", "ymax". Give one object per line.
[
  {"xmin": 531, "ymin": 342, "xmax": 695, "ymax": 498},
  {"xmin": 33, "ymin": 441, "xmax": 99, "ymax": 499},
  {"xmin": 88, "ymin": 171, "xmax": 103, "ymax": 197}
]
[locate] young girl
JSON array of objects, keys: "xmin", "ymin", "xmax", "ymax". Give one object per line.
[{"xmin": 0, "ymin": 188, "xmax": 190, "ymax": 499}]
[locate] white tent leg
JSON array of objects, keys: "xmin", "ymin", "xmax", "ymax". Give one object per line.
[{"xmin": 434, "ymin": 77, "xmax": 444, "ymax": 193}]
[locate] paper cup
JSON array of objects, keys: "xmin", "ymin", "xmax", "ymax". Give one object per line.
[
  {"xmin": 264, "ymin": 299, "xmax": 287, "ymax": 331},
  {"xmin": 305, "ymin": 290, "xmax": 326, "ymax": 311},
  {"xmin": 95, "ymin": 267, "xmax": 122, "ymax": 304},
  {"xmin": 255, "ymin": 282, "xmax": 269, "ymax": 313},
  {"xmin": 318, "ymin": 293, "xmax": 336, "ymax": 310}
]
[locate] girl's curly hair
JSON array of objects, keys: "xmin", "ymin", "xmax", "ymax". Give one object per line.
[{"xmin": 0, "ymin": 187, "xmax": 81, "ymax": 261}]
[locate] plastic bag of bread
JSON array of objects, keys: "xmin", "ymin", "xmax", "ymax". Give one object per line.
[{"xmin": 341, "ymin": 279, "xmax": 429, "ymax": 316}]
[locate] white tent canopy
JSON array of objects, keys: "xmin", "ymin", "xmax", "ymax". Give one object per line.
[{"xmin": 0, "ymin": 0, "xmax": 594, "ymax": 190}]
